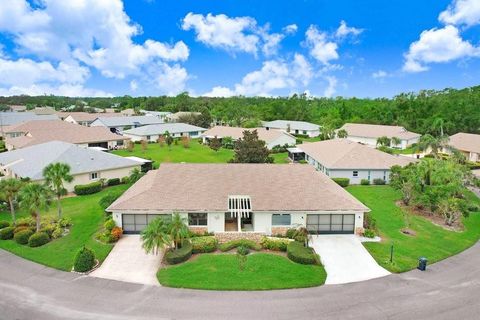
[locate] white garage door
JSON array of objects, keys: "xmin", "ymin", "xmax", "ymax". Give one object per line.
[
  {"xmin": 306, "ymin": 214, "xmax": 355, "ymax": 234},
  {"xmin": 122, "ymin": 214, "xmax": 172, "ymax": 234}
]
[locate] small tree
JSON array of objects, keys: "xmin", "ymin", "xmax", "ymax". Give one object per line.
[
  {"xmin": 337, "ymin": 129, "xmax": 348, "ymax": 138},
  {"xmin": 438, "ymin": 198, "xmax": 468, "ymax": 226},
  {"xmin": 165, "ymin": 131, "xmax": 173, "ymax": 150},
  {"xmin": 209, "ymin": 136, "xmax": 222, "ymax": 152},
  {"xmin": 129, "ymin": 168, "xmax": 144, "ymax": 184},
  {"xmin": 157, "ymin": 135, "xmax": 166, "ymax": 148},
  {"xmin": 140, "ymin": 140, "xmax": 148, "ymax": 153},
  {"xmin": 286, "ymin": 124, "xmax": 291, "ymax": 133},
  {"xmin": 19, "ymin": 183, "xmax": 52, "ymax": 232},
  {"xmin": 168, "ymin": 212, "xmax": 189, "ymax": 250},
  {"xmin": 376, "ymin": 136, "xmax": 391, "ymax": 147},
  {"xmin": 0, "ymin": 178, "xmax": 23, "ymax": 226},
  {"xmin": 141, "ymin": 218, "xmax": 171, "ymax": 255},
  {"xmin": 126, "ymin": 140, "xmax": 134, "ymax": 152},
  {"xmin": 43, "ymin": 162, "xmax": 74, "ymax": 219},
  {"xmin": 181, "ymin": 136, "xmax": 190, "ymax": 148},
  {"xmin": 230, "ymin": 130, "xmax": 273, "ymax": 163}
]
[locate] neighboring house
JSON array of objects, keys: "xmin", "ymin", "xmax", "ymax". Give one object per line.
[
  {"xmin": 0, "ymin": 112, "xmax": 59, "ymax": 136},
  {"xmin": 201, "ymin": 126, "xmax": 296, "ymax": 150},
  {"xmin": 107, "ymin": 163, "xmax": 369, "ymax": 235},
  {"xmin": 290, "ymin": 139, "xmax": 415, "ymax": 184},
  {"xmin": 166, "ymin": 111, "xmax": 201, "ymax": 122},
  {"xmin": 8, "ymin": 105, "xmax": 27, "ymax": 112},
  {"xmin": 4, "ymin": 120, "xmax": 129, "ymax": 150},
  {"xmin": 33, "ymin": 107, "xmax": 56, "ymax": 115},
  {"xmin": 63, "ymin": 112, "xmax": 120, "ymax": 126},
  {"xmin": 90, "ymin": 115, "xmax": 164, "ymax": 133},
  {"xmin": 262, "ymin": 120, "xmax": 321, "ymax": 137},
  {"xmin": 447, "ymin": 133, "xmax": 480, "ymax": 162},
  {"xmin": 121, "ymin": 108, "xmax": 136, "ymax": 116},
  {"xmin": 140, "ymin": 110, "xmax": 172, "ymax": 121},
  {"xmin": 123, "ymin": 123, "xmax": 207, "ymax": 142},
  {"xmin": 339, "ymin": 123, "xmax": 421, "ymax": 150},
  {"xmin": 0, "ymin": 141, "xmax": 140, "ymax": 192}
]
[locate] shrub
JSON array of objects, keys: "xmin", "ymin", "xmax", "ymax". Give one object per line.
[
  {"xmin": 74, "ymin": 181, "xmax": 102, "ymax": 195},
  {"xmin": 110, "ymin": 226, "xmax": 122, "ymax": 242},
  {"xmin": 360, "ymin": 179, "xmax": 370, "ymax": 185},
  {"xmin": 28, "ymin": 232, "xmax": 50, "ymax": 247},
  {"xmin": 16, "ymin": 217, "xmax": 35, "ymax": 227},
  {"xmin": 104, "ymin": 219, "xmax": 116, "ymax": 231},
  {"xmin": 14, "ymin": 226, "xmax": 31, "ymax": 234},
  {"xmin": 373, "ymin": 178, "xmax": 386, "ymax": 185},
  {"xmin": 237, "ymin": 245, "xmax": 250, "ymax": 255},
  {"xmin": 0, "ymin": 220, "xmax": 10, "ymax": 229},
  {"xmin": 260, "ymin": 237, "xmax": 289, "ymax": 252},
  {"xmin": 287, "ymin": 241, "xmax": 317, "ymax": 265},
  {"xmin": 219, "ymin": 239, "xmax": 261, "ymax": 252},
  {"xmin": 106, "ymin": 178, "xmax": 120, "ymax": 186},
  {"xmin": 332, "ymin": 178, "xmax": 350, "ymax": 187},
  {"xmin": 40, "ymin": 223, "xmax": 56, "ymax": 237},
  {"xmin": 14, "ymin": 229, "xmax": 34, "ymax": 245},
  {"xmin": 363, "ymin": 214, "xmax": 377, "ymax": 230},
  {"xmin": 121, "ymin": 176, "xmax": 130, "ymax": 184},
  {"xmin": 191, "ymin": 236, "xmax": 217, "ymax": 253},
  {"xmin": 73, "ymin": 247, "xmax": 96, "ymax": 272},
  {"xmin": 286, "ymin": 228, "xmax": 297, "ymax": 239},
  {"xmin": 52, "ymin": 227, "xmax": 64, "ymax": 239},
  {"xmin": 58, "ymin": 218, "xmax": 72, "ymax": 228},
  {"xmin": 363, "ymin": 229, "xmax": 376, "ymax": 238},
  {"xmin": 165, "ymin": 241, "xmax": 192, "ymax": 265},
  {"xmin": 99, "ymin": 190, "xmax": 124, "ymax": 210},
  {"xmin": 293, "ymin": 227, "xmax": 309, "ymax": 243},
  {"xmin": 0, "ymin": 226, "xmax": 15, "ymax": 240},
  {"xmin": 298, "ymin": 160, "xmax": 307, "ymax": 164}
]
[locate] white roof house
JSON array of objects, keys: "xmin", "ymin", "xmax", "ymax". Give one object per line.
[
  {"xmin": 201, "ymin": 126, "xmax": 296, "ymax": 150},
  {"xmin": 108, "ymin": 163, "xmax": 369, "ymax": 235},
  {"xmin": 262, "ymin": 120, "xmax": 321, "ymax": 137},
  {"xmin": 140, "ymin": 110, "xmax": 171, "ymax": 120},
  {"xmin": 0, "ymin": 112, "xmax": 58, "ymax": 135},
  {"xmin": 293, "ymin": 139, "xmax": 415, "ymax": 184},
  {"xmin": 90, "ymin": 115, "xmax": 164, "ymax": 133},
  {"xmin": 63, "ymin": 112, "xmax": 120, "ymax": 126},
  {"xmin": 447, "ymin": 133, "xmax": 480, "ymax": 162},
  {"xmin": 339, "ymin": 123, "xmax": 421, "ymax": 150},
  {"xmin": 0, "ymin": 141, "xmax": 140, "ymax": 192},
  {"xmin": 123, "ymin": 123, "xmax": 207, "ymax": 142}
]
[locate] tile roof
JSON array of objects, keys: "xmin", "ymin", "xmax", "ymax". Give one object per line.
[
  {"xmin": 339, "ymin": 123, "xmax": 420, "ymax": 140},
  {"xmin": 298, "ymin": 139, "xmax": 415, "ymax": 169},
  {"xmin": 63, "ymin": 112, "xmax": 121, "ymax": 122},
  {"xmin": 0, "ymin": 112, "xmax": 58, "ymax": 126},
  {"xmin": 108, "ymin": 163, "xmax": 369, "ymax": 212},
  {"xmin": 448, "ymin": 133, "xmax": 480, "ymax": 154},
  {"xmin": 0, "ymin": 141, "xmax": 139, "ymax": 180},
  {"xmin": 262, "ymin": 120, "xmax": 320, "ymax": 131},
  {"xmin": 202, "ymin": 126, "xmax": 293, "ymax": 143},
  {"xmin": 91, "ymin": 115, "xmax": 164, "ymax": 127},
  {"xmin": 123, "ymin": 123, "xmax": 206, "ymax": 136}
]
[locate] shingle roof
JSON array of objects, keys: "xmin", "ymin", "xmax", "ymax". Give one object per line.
[
  {"xmin": 339, "ymin": 123, "xmax": 420, "ymax": 140},
  {"xmin": 298, "ymin": 139, "xmax": 415, "ymax": 169},
  {"xmin": 167, "ymin": 112, "xmax": 201, "ymax": 121},
  {"xmin": 202, "ymin": 126, "xmax": 293, "ymax": 143},
  {"xmin": 263, "ymin": 120, "xmax": 320, "ymax": 131},
  {"xmin": 448, "ymin": 133, "xmax": 480, "ymax": 154},
  {"xmin": 108, "ymin": 163, "xmax": 369, "ymax": 212},
  {"xmin": 63, "ymin": 112, "xmax": 120, "ymax": 122},
  {"xmin": 0, "ymin": 141, "xmax": 139, "ymax": 180},
  {"xmin": 4, "ymin": 120, "xmax": 128, "ymax": 149},
  {"xmin": 123, "ymin": 123, "xmax": 206, "ymax": 136},
  {"xmin": 92, "ymin": 115, "xmax": 164, "ymax": 127},
  {"xmin": 0, "ymin": 112, "xmax": 58, "ymax": 126}
]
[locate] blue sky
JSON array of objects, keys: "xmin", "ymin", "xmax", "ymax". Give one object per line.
[{"xmin": 0, "ymin": 0, "xmax": 479, "ymax": 98}]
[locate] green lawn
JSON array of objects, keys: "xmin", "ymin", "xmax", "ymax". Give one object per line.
[
  {"xmin": 157, "ymin": 253, "xmax": 326, "ymax": 290},
  {"xmin": 0, "ymin": 184, "xmax": 129, "ymax": 271},
  {"xmin": 113, "ymin": 140, "xmax": 289, "ymax": 165},
  {"xmin": 347, "ymin": 185, "xmax": 480, "ymax": 273},
  {"xmin": 389, "ymin": 146, "xmax": 418, "ymax": 155}
]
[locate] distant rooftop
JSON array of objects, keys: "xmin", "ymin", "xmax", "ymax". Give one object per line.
[
  {"xmin": 92, "ymin": 115, "xmax": 164, "ymax": 127},
  {"xmin": 0, "ymin": 112, "xmax": 58, "ymax": 127},
  {"xmin": 262, "ymin": 120, "xmax": 320, "ymax": 131},
  {"xmin": 123, "ymin": 123, "xmax": 206, "ymax": 136},
  {"xmin": 339, "ymin": 123, "xmax": 420, "ymax": 140},
  {"xmin": 202, "ymin": 126, "xmax": 292, "ymax": 143},
  {"xmin": 448, "ymin": 133, "xmax": 480, "ymax": 154}
]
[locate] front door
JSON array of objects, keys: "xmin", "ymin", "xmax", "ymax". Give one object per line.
[{"xmin": 224, "ymin": 212, "xmax": 238, "ymax": 231}]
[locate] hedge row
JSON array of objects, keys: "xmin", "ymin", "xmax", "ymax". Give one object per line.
[
  {"xmin": 28, "ymin": 232, "xmax": 50, "ymax": 247},
  {"xmin": 287, "ymin": 241, "xmax": 318, "ymax": 265},
  {"xmin": 165, "ymin": 241, "xmax": 193, "ymax": 265},
  {"xmin": 218, "ymin": 239, "xmax": 261, "ymax": 252},
  {"xmin": 107, "ymin": 178, "xmax": 121, "ymax": 186},
  {"xmin": 332, "ymin": 178, "xmax": 350, "ymax": 187},
  {"xmin": 260, "ymin": 237, "xmax": 290, "ymax": 252},
  {"xmin": 0, "ymin": 220, "xmax": 10, "ymax": 229},
  {"xmin": 191, "ymin": 236, "xmax": 217, "ymax": 253},
  {"xmin": 14, "ymin": 229, "xmax": 34, "ymax": 245},
  {"xmin": 74, "ymin": 181, "xmax": 102, "ymax": 195}
]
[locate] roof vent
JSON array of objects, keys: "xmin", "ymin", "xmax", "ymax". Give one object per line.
[{"xmin": 228, "ymin": 195, "xmax": 252, "ymax": 218}]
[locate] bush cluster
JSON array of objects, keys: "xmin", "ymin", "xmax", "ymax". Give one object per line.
[
  {"xmin": 106, "ymin": 178, "xmax": 121, "ymax": 186},
  {"xmin": 0, "ymin": 226, "xmax": 15, "ymax": 240},
  {"xmin": 286, "ymin": 228, "xmax": 297, "ymax": 239},
  {"xmin": 260, "ymin": 237, "xmax": 290, "ymax": 252},
  {"xmin": 28, "ymin": 232, "xmax": 50, "ymax": 247},
  {"xmin": 74, "ymin": 181, "xmax": 103, "ymax": 195},
  {"xmin": 73, "ymin": 247, "xmax": 96, "ymax": 272},
  {"xmin": 237, "ymin": 245, "xmax": 250, "ymax": 255},
  {"xmin": 360, "ymin": 179, "xmax": 370, "ymax": 185},
  {"xmin": 191, "ymin": 236, "xmax": 217, "ymax": 253},
  {"xmin": 99, "ymin": 190, "xmax": 124, "ymax": 210},
  {"xmin": 332, "ymin": 178, "xmax": 350, "ymax": 187},
  {"xmin": 218, "ymin": 239, "xmax": 261, "ymax": 252},
  {"xmin": 165, "ymin": 241, "xmax": 193, "ymax": 264},
  {"xmin": 363, "ymin": 229, "xmax": 376, "ymax": 238},
  {"xmin": 0, "ymin": 220, "xmax": 10, "ymax": 229},
  {"xmin": 110, "ymin": 226, "xmax": 123, "ymax": 242},
  {"xmin": 14, "ymin": 229, "xmax": 34, "ymax": 245},
  {"xmin": 287, "ymin": 241, "xmax": 318, "ymax": 265},
  {"xmin": 373, "ymin": 178, "xmax": 386, "ymax": 185}
]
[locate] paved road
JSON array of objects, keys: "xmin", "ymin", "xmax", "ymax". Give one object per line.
[{"xmin": 1, "ymin": 243, "xmax": 480, "ymax": 320}]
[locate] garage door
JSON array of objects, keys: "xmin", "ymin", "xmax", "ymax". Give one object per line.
[
  {"xmin": 306, "ymin": 214, "xmax": 355, "ymax": 234},
  {"xmin": 122, "ymin": 214, "xmax": 172, "ymax": 234}
]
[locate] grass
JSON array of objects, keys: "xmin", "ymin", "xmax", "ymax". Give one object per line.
[
  {"xmin": 347, "ymin": 185, "xmax": 480, "ymax": 273},
  {"xmin": 389, "ymin": 146, "xmax": 418, "ymax": 155},
  {"xmin": 157, "ymin": 253, "xmax": 326, "ymax": 290},
  {"xmin": 113, "ymin": 140, "xmax": 290, "ymax": 165},
  {"xmin": 0, "ymin": 184, "xmax": 129, "ymax": 271}
]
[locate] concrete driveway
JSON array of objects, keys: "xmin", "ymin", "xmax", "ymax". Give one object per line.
[
  {"xmin": 311, "ymin": 235, "xmax": 390, "ymax": 284},
  {"xmin": 90, "ymin": 235, "xmax": 163, "ymax": 286}
]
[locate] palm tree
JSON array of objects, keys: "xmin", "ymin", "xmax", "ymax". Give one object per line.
[
  {"xmin": 417, "ymin": 134, "xmax": 449, "ymax": 158},
  {"xmin": 0, "ymin": 178, "xmax": 23, "ymax": 226},
  {"xmin": 376, "ymin": 136, "xmax": 391, "ymax": 147},
  {"xmin": 391, "ymin": 136, "xmax": 401, "ymax": 148},
  {"xmin": 19, "ymin": 183, "xmax": 52, "ymax": 232},
  {"xmin": 168, "ymin": 212, "xmax": 189, "ymax": 250},
  {"xmin": 336, "ymin": 129, "xmax": 348, "ymax": 139},
  {"xmin": 129, "ymin": 168, "xmax": 144, "ymax": 183},
  {"xmin": 432, "ymin": 117, "xmax": 445, "ymax": 137},
  {"xmin": 43, "ymin": 162, "xmax": 73, "ymax": 219},
  {"xmin": 141, "ymin": 218, "xmax": 171, "ymax": 255}
]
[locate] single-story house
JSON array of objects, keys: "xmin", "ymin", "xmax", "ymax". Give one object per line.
[
  {"xmin": 8, "ymin": 105, "xmax": 27, "ymax": 112},
  {"xmin": 4, "ymin": 120, "xmax": 129, "ymax": 150},
  {"xmin": 201, "ymin": 126, "xmax": 296, "ymax": 150},
  {"xmin": 262, "ymin": 120, "xmax": 321, "ymax": 137},
  {"xmin": 446, "ymin": 133, "xmax": 480, "ymax": 162},
  {"xmin": 140, "ymin": 110, "xmax": 171, "ymax": 121},
  {"xmin": 107, "ymin": 163, "xmax": 369, "ymax": 235},
  {"xmin": 166, "ymin": 111, "xmax": 201, "ymax": 123},
  {"xmin": 33, "ymin": 107, "xmax": 57, "ymax": 115},
  {"xmin": 0, "ymin": 141, "xmax": 140, "ymax": 192},
  {"xmin": 90, "ymin": 115, "xmax": 164, "ymax": 133},
  {"xmin": 63, "ymin": 112, "xmax": 120, "ymax": 126},
  {"xmin": 338, "ymin": 123, "xmax": 421, "ymax": 150},
  {"xmin": 123, "ymin": 123, "xmax": 207, "ymax": 142},
  {"xmin": 290, "ymin": 139, "xmax": 415, "ymax": 184},
  {"xmin": 121, "ymin": 108, "xmax": 136, "ymax": 117},
  {"xmin": 0, "ymin": 112, "xmax": 58, "ymax": 136}
]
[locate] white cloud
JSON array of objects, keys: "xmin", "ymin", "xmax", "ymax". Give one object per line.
[
  {"xmin": 323, "ymin": 76, "xmax": 337, "ymax": 98},
  {"xmin": 0, "ymin": 84, "xmax": 111, "ymax": 97},
  {"xmin": 335, "ymin": 20, "xmax": 363, "ymax": 39},
  {"xmin": 130, "ymin": 80, "xmax": 138, "ymax": 92},
  {"xmin": 372, "ymin": 70, "xmax": 388, "ymax": 79},
  {"xmin": 439, "ymin": 0, "xmax": 480, "ymax": 27},
  {"xmin": 305, "ymin": 25, "xmax": 339, "ymax": 65},
  {"xmin": 150, "ymin": 63, "xmax": 189, "ymax": 96},
  {"xmin": 283, "ymin": 24, "xmax": 298, "ymax": 35},
  {"xmin": 203, "ymin": 86, "xmax": 235, "ymax": 98},
  {"xmin": 403, "ymin": 25, "xmax": 479, "ymax": 72}
]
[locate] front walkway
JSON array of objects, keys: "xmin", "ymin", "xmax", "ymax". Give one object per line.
[
  {"xmin": 310, "ymin": 235, "xmax": 390, "ymax": 285},
  {"xmin": 90, "ymin": 235, "xmax": 163, "ymax": 286}
]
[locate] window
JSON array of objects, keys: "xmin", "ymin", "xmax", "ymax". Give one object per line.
[
  {"xmin": 272, "ymin": 214, "xmax": 291, "ymax": 226},
  {"xmin": 303, "ymin": 130, "xmax": 307, "ymax": 135},
  {"xmin": 90, "ymin": 172, "xmax": 98, "ymax": 180},
  {"xmin": 146, "ymin": 136, "xmax": 151, "ymax": 140},
  {"xmin": 353, "ymin": 171, "xmax": 358, "ymax": 177},
  {"xmin": 189, "ymin": 212, "xmax": 208, "ymax": 226},
  {"xmin": 368, "ymin": 171, "xmax": 371, "ymax": 181}
]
